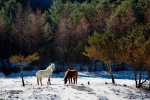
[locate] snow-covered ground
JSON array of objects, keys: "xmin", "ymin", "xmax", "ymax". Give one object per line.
[{"xmin": 0, "ymin": 71, "xmax": 149, "ymax": 100}]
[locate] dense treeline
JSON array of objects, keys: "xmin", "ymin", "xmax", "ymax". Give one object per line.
[{"xmin": 0, "ymin": 0, "xmax": 150, "ymax": 87}]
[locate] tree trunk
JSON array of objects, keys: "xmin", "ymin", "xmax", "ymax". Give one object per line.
[
  {"xmin": 121, "ymin": 63, "xmax": 125, "ymax": 70},
  {"xmin": 20, "ymin": 66, "xmax": 25, "ymax": 86},
  {"xmin": 102, "ymin": 62, "xmax": 106, "ymax": 71},
  {"xmin": 1, "ymin": 35, "xmax": 3, "ymax": 56},
  {"xmin": 88, "ymin": 65, "xmax": 91, "ymax": 72},
  {"xmin": 94, "ymin": 61, "xmax": 97, "ymax": 71},
  {"xmin": 80, "ymin": 64, "xmax": 82, "ymax": 71},
  {"xmin": 137, "ymin": 69, "xmax": 142, "ymax": 88},
  {"xmin": 133, "ymin": 69, "xmax": 138, "ymax": 88},
  {"xmin": 82, "ymin": 64, "xmax": 83, "ymax": 70},
  {"xmin": 107, "ymin": 63, "xmax": 115, "ymax": 84}
]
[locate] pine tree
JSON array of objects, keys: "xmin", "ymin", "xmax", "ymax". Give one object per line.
[
  {"xmin": 9, "ymin": 52, "xmax": 39, "ymax": 86},
  {"xmin": 84, "ymin": 31, "xmax": 120, "ymax": 84}
]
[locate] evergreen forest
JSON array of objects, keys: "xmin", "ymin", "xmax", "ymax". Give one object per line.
[{"xmin": 0, "ymin": 0, "xmax": 150, "ymax": 86}]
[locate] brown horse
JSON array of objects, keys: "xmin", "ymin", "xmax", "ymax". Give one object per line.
[{"xmin": 64, "ymin": 69, "xmax": 78, "ymax": 84}]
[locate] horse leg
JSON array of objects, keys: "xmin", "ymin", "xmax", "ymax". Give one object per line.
[
  {"xmin": 76, "ymin": 78, "xmax": 77, "ymax": 84},
  {"xmin": 47, "ymin": 78, "xmax": 51, "ymax": 85},
  {"xmin": 37, "ymin": 77, "xmax": 39, "ymax": 85},
  {"xmin": 73, "ymin": 78, "xmax": 75, "ymax": 84},
  {"xmin": 71, "ymin": 78, "xmax": 72, "ymax": 84},
  {"xmin": 47, "ymin": 79, "xmax": 49, "ymax": 85},
  {"xmin": 68, "ymin": 78, "xmax": 70, "ymax": 84},
  {"xmin": 40, "ymin": 77, "xmax": 42, "ymax": 85},
  {"xmin": 49, "ymin": 78, "xmax": 51, "ymax": 85}
]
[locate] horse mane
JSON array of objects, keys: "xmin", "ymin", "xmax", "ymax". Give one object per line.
[
  {"xmin": 64, "ymin": 69, "xmax": 70, "ymax": 78},
  {"xmin": 46, "ymin": 63, "xmax": 55, "ymax": 70}
]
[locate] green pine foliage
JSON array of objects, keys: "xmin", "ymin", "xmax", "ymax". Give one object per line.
[
  {"xmin": 49, "ymin": 0, "xmax": 64, "ymax": 28},
  {"xmin": 1, "ymin": 0, "xmax": 21, "ymax": 25}
]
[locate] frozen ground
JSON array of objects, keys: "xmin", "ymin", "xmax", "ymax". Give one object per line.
[{"xmin": 0, "ymin": 71, "xmax": 149, "ymax": 100}]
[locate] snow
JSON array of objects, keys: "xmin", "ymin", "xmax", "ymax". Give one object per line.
[{"xmin": 0, "ymin": 71, "xmax": 149, "ymax": 100}]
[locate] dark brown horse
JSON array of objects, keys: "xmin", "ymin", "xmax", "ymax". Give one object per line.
[{"xmin": 64, "ymin": 69, "xmax": 78, "ymax": 84}]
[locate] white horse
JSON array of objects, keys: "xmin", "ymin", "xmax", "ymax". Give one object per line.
[{"xmin": 36, "ymin": 63, "xmax": 55, "ymax": 85}]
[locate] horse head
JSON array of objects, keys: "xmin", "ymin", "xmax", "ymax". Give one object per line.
[
  {"xmin": 64, "ymin": 75, "xmax": 68, "ymax": 84},
  {"xmin": 47, "ymin": 63, "xmax": 55, "ymax": 71},
  {"xmin": 51, "ymin": 63, "xmax": 55, "ymax": 71},
  {"xmin": 64, "ymin": 69, "xmax": 70, "ymax": 84}
]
